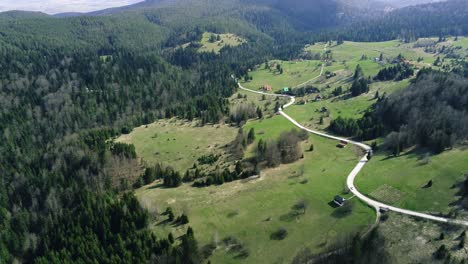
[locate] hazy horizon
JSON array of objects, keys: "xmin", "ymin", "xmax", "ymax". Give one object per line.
[
  {"xmin": 0, "ymin": 0, "xmax": 144, "ymax": 14},
  {"xmin": 0, "ymin": 0, "xmax": 448, "ymax": 14}
]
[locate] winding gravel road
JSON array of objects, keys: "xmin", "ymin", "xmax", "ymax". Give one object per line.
[{"xmin": 237, "ymin": 78, "xmax": 468, "ymax": 227}]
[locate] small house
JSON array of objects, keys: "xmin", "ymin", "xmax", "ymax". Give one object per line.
[
  {"xmin": 333, "ymin": 196, "xmax": 346, "ymax": 207},
  {"xmin": 315, "ymin": 94, "xmax": 323, "ymax": 101},
  {"xmin": 282, "ymin": 87, "xmax": 290, "ymax": 94},
  {"xmin": 337, "ymin": 140, "xmax": 348, "ymax": 148},
  {"xmin": 262, "ymin": 85, "xmax": 272, "ymax": 91}
]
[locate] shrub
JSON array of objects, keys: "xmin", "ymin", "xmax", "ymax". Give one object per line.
[{"xmin": 434, "ymin": 245, "xmax": 448, "ymax": 260}]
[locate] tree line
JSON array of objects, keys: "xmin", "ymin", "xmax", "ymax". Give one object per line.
[{"xmin": 329, "ymin": 69, "xmax": 468, "ymax": 154}]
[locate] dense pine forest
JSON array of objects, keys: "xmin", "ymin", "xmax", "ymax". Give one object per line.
[
  {"xmin": 1, "ymin": 0, "xmax": 468, "ymax": 262},
  {"xmin": 330, "ymin": 0, "xmax": 468, "ymax": 42},
  {"xmin": 0, "ymin": 45, "xmax": 238, "ymax": 262}
]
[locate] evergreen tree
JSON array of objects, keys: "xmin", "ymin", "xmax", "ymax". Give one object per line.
[
  {"xmin": 257, "ymin": 107, "xmax": 263, "ymax": 119},
  {"xmin": 247, "ymin": 128, "xmax": 256, "ymax": 144},
  {"xmin": 354, "ymin": 64, "xmax": 363, "ymax": 80}
]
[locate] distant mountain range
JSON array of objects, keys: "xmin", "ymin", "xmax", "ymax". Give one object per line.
[
  {"xmin": 50, "ymin": 0, "xmax": 392, "ymax": 30},
  {"xmin": 378, "ymin": 0, "xmax": 446, "ymax": 8},
  {"xmin": 0, "ymin": 0, "xmax": 465, "ymax": 52},
  {"xmin": 49, "ymin": 0, "xmax": 447, "ymax": 17}
]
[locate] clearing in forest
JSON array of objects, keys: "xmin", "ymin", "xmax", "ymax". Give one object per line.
[
  {"xmin": 116, "ymin": 119, "xmax": 238, "ymax": 172},
  {"xmin": 199, "ymin": 32, "xmax": 247, "ymax": 53}
]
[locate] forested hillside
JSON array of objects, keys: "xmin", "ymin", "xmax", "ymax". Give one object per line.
[
  {"xmin": 334, "ymin": 0, "xmax": 468, "ymax": 41},
  {"xmin": 371, "ymin": 70, "xmax": 468, "ymax": 153},
  {"xmin": 0, "ymin": 40, "xmax": 246, "ymax": 261},
  {"xmin": 330, "ymin": 69, "xmax": 468, "ymax": 154}
]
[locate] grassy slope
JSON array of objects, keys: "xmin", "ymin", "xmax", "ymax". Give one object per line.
[
  {"xmin": 284, "ymin": 80, "xmax": 409, "ymax": 130},
  {"xmin": 199, "ymin": 32, "xmax": 246, "ymax": 53},
  {"xmin": 133, "ymin": 38, "xmax": 466, "ymax": 263},
  {"xmin": 116, "ymin": 119, "xmax": 238, "ymax": 172},
  {"xmin": 230, "ymin": 91, "xmax": 289, "ymax": 115},
  {"xmin": 295, "ymin": 41, "xmax": 468, "ymax": 215},
  {"xmin": 301, "ymin": 41, "xmax": 468, "ymax": 215},
  {"xmin": 356, "ymin": 147, "xmax": 468, "ymax": 214},
  {"xmin": 136, "ymin": 116, "xmax": 374, "ymax": 264},
  {"xmin": 240, "ymin": 60, "xmax": 323, "ymax": 92}
]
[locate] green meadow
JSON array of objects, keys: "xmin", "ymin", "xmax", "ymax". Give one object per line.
[
  {"xmin": 133, "ymin": 38, "xmax": 466, "ymax": 264},
  {"xmin": 199, "ymin": 32, "xmax": 247, "ymax": 53},
  {"xmin": 356, "ymin": 147, "xmax": 468, "ymax": 214},
  {"xmin": 240, "ymin": 60, "xmax": 323, "ymax": 92},
  {"xmin": 116, "ymin": 119, "xmax": 238, "ymax": 172},
  {"xmin": 137, "ymin": 116, "xmax": 374, "ymax": 264}
]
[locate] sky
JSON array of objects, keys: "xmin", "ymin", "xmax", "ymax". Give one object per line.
[{"xmin": 0, "ymin": 0, "xmax": 144, "ymax": 14}]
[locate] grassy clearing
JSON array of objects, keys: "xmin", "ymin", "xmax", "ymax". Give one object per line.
[
  {"xmin": 199, "ymin": 32, "xmax": 246, "ymax": 53},
  {"xmin": 136, "ymin": 115, "xmax": 374, "ymax": 264},
  {"xmin": 284, "ymin": 80, "xmax": 409, "ymax": 131},
  {"xmin": 356, "ymin": 147, "xmax": 468, "ymax": 214},
  {"xmin": 240, "ymin": 60, "xmax": 323, "ymax": 92},
  {"xmin": 308, "ymin": 40, "xmax": 436, "ymax": 74},
  {"xmin": 229, "ymin": 91, "xmax": 288, "ymax": 116},
  {"xmin": 116, "ymin": 119, "xmax": 238, "ymax": 172}
]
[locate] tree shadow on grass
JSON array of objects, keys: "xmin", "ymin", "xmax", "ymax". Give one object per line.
[
  {"xmin": 331, "ymin": 202, "xmax": 354, "ymax": 218},
  {"xmin": 328, "ymin": 201, "xmax": 340, "ymax": 209},
  {"xmin": 448, "ymin": 176, "xmax": 468, "ymax": 208},
  {"xmin": 156, "ymin": 219, "xmax": 170, "ymax": 226},
  {"xmin": 279, "ymin": 211, "xmax": 300, "ymax": 222}
]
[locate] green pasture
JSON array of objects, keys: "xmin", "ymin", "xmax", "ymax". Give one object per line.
[
  {"xmin": 199, "ymin": 32, "xmax": 246, "ymax": 53},
  {"xmin": 116, "ymin": 119, "xmax": 238, "ymax": 172},
  {"xmin": 137, "ymin": 118, "xmax": 374, "ymax": 263},
  {"xmin": 356, "ymin": 147, "xmax": 468, "ymax": 214}
]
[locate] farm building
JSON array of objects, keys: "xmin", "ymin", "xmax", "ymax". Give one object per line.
[
  {"xmin": 333, "ymin": 196, "xmax": 346, "ymax": 207},
  {"xmin": 337, "ymin": 140, "xmax": 348, "ymax": 148},
  {"xmin": 262, "ymin": 85, "xmax": 272, "ymax": 91}
]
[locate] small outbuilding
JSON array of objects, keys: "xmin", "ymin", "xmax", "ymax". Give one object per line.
[
  {"xmin": 333, "ymin": 195, "xmax": 346, "ymax": 207},
  {"xmin": 262, "ymin": 85, "xmax": 272, "ymax": 91},
  {"xmin": 337, "ymin": 140, "xmax": 348, "ymax": 148}
]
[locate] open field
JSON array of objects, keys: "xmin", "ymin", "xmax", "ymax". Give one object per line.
[
  {"xmin": 240, "ymin": 60, "xmax": 323, "ymax": 92},
  {"xmin": 308, "ymin": 40, "xmax": 436, "ymax": 76},
  {"xmin": 355, "ymin": 147, "xmax": 468, "ymax": 214},
  {"xmin": 199, "ymin": 32, "xmax": 247, "ymax": 53},
  {"xmin": 136, "ymin": 115, "xmax": 374, "ymax": 264},
  {"xmin": 116, "ymin": 119, "xmax": 238, "ymax": 172}
]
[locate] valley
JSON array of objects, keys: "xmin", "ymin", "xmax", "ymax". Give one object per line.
[
  {"xmin": 126, "ymin": 37, "xmax": 468, "ymax": 262},
  {"xmin": 1, "ymin": 0, "xmax": 468, "ymax": 263}
]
